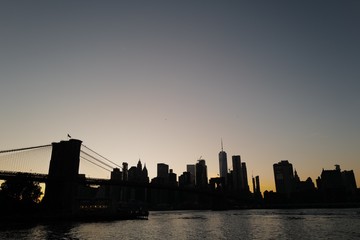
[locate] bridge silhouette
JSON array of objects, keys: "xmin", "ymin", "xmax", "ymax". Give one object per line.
[
  {"xmin": 0, "ymin": 140, "xmax": 116, "ymax": 214},
  {"xmin": 0, "ymin": 139, "xmax": 200, "ymax": 189},
  {"xmin": 0, "ymin": 140, "xmax": 121, "ymax": 183},
  {"xmin": 0, "ymin": 139, "xmax": 226, "ymax": 217}
]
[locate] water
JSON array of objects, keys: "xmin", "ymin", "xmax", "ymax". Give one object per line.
[{"xmin": 1, "ymin": 209, "xmax": 360, "ymax": 239}]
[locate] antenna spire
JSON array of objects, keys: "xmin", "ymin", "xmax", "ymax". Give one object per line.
[{"xmin": 221, "ymin": 138, "xmax": 224, "ymax": 151}]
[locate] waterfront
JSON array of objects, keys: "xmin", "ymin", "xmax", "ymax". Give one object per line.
[{"xmin": 1, "ymin": 208, "xmax": 360, "ymax": 239}]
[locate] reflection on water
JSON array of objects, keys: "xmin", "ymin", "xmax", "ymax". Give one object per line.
[{"xmin": 1, "ymin": 209, "xmax": 360, "ymax": 239}]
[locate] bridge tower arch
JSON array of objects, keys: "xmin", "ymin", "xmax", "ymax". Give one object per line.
[{"xmin": 43, "ymin": 139, "xmax": 82, "ymax": 215}]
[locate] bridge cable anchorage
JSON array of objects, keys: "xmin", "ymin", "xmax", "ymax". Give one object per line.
[
  {"xmin": 0, "ymin": 144, "xmax": 52, "ymax": 154},
  {"xmin": 79, "ymin": 156, "xmax": 112, "ymax": 172},
  {"xmin": 80, "ymin": 150, "xmax": 115, "ymax": 170},
  {"xmin": 81, "ymin": 144, "xmax": 122, "ymax": 169}
]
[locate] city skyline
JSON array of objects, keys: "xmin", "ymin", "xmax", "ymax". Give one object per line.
[
  {"xmin": 1, "ymin": 137, "xmax": 357, "ymax": 194},
  {"xmin": 1, "ymin": 1, "xmax": 359, "ymax": 192},
  {"xmin": 2, "ymin": 139, "xmax": 357, "ymax": 224}
]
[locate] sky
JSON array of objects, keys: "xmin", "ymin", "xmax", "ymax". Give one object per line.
[{"xmin": 1, "ymin": 1, "xmax": 359, "ymax": 191}]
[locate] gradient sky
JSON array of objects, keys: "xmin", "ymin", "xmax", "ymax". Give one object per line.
[{"xmin": 1, "ymin": 1, "xmax": 359, "ymax": 191}]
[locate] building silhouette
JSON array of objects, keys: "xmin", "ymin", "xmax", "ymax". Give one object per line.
[
  {"xmin": 273, "ymin": 160, "xmax": 294, "ymax": 198},
  {"xmin": 241, "ymin": 162, "xmax": 249, "ymax": 192},
  {"xmin": 342, "ymin": 170, "xmax": 357, "ymax": 195},
  {"xmin": 219, "ymin": 140, "xmax": 228, "ymax": 184},
  {"xmin": 142, "ymin": 164, "xmax": 149, "ymax": 183},
  {"xmin": 293, "ymin": 170, "xmax": 315, "ymax": 193},
  {"xmin": 187, "ymin": 164, "xmax": 196, "ymax": 186},
  {"xmin": 169, "ymin": 169, "xmax": 177, "ymax": 186},
  {"xmin": 252, "ymin": 175, "xmax": 262, "ymax": 199},
  {"xmin": 128, "ymin": 167, "xmax": 137, "ymax": 181},
  {"xmin": 252, "ymin": 176, "xmax": 256, "ymax": 193},
  {"xmin": 157, "ymin": 163, "xmax": 169, "ymax": 179},
  {"xmin": 122, "ymin": 162, "xmax": 128, "ymax": 181},
  {"xmin": 196, "ymin": 159, "xmax": 208, "ymax": 188},
  {"xmin": 111, "ymin": 168, "xmax": 122, "ymax": 180},
  {"xmin": 269, "ymin": 160, "xmax": 318, "ymax": 204},
  {"xmin": 154, "ymin": 163, "xmax": 169, "ymax": 185},
  {"xmin": 179, "ymin": 171, "xmax": 193, "ymax": 187},
  {"xmin": 232, "ymin": 155, "xmax": 243, "ymax": 192},
  {"xmin": 128, "ymin": 159, "xmax": 149, "ymax": 183},
  {"xmin": 317, "ymin": 164, "xmax": 357, "ymax": 202}
]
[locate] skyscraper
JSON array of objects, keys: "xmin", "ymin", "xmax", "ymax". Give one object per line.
[
  {"xmin": 273, "ymin": 160, "xmax": 294, "ymax": 197},
  {"xmin": 122, "ymin": 162, "xmax": 128, "ymax": 181},
  {"xmin": 252, "ymin": 176, "xmax": 256, "ymax": 193},
  {"xmin": 219, "ymin": 139, "xmax": 228, "ymax": 183},
  {"xmin": 157, "ymin": 163, "xmax": 169, "ymax": 180},
  {"xmin": 196, "ymin": 159, "xmax": 208, "ymax": 188},
  {"xmin": 241, "ymin": 162, "xmax": 249, "ymax": 192},
  {"xmin": 252, "ymin": 175, "xmax": 262, "ymax": 199},
  {"xmin": 232, "ymin": 155, "xmax": 243, "ymax": 192},
  {"xmin": 187, "ymin": 164, "xmax": 196, "ymax": 185},
  {"xmin": 168, "ymin": 169, "xmax": 177, "ymax": 186},
  {"xmin": 128, "ymin": 159, "xmax": 149, "ymax": 183},
  {"xmin": 255, "ymin": 176, "xmax": 261, "ymax": 194}
]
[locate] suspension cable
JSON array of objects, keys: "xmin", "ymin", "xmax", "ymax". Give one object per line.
[
  {"xmin": 80, "ymin": 156, "xmax": 111, "ymax": 172},
  {"xmin": 81, "ymin": 144, "xmax": 122, "ymax": 169},
  {"xmin": 80, "ymin": 150, "xmax": 115, "ymax": 170},
  {"xmin": 0, "ymin": 144, "xmax": 52, "ymax": 154}
]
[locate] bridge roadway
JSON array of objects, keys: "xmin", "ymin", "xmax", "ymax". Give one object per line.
[
  {"xmin": 0, "ymin": 170, "xmax": 219, "ymax": 196},
  {"xmin": 0, "ymin": 170, "xmax": 48, "ymax": 182},
  {"xmin": 0, "ymin": 170, "xmax": 133, "ymax": 186},
  {"xmin": 0, "ymin": 170, "xmax": 160, "ymax": 188}
]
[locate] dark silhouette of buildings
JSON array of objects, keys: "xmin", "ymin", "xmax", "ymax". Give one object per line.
[
  {"xmin": 2, "ymin": 138, "xmax": 360, "ymax": 218},
  {"xmin": 128, "ymin": 159, "xmax": 149, "ymax": 183},
  {"xmin": 216, "ymin": 154, "xmax": 250, "ymax": 194},
  {"xmin": 150, "ymin": 163, "xmax": 178, "ymax": 187},
  {"xmin": 179, "ymin": 171, "xmax": 193, "ymax": 188},
  {"xmin": 272, "ymin": 160, "xmax": 317, "ymax": 203},
  {"xmin": 317, "ymin": 165, "xmax": 357, "ymax": 202},
  {"xmin": 267, "ymin": 160, "xmax": 360, "ymax": 206},
  {"xmin": 179, "ymin": 164, "xmax": 196, "ymax": 188},
  {"xmin": 109, "ymin": 160, "xmax": 149, "ymax": 184},
  {"xmin": 293, "ymin": 170, "xmax": 315, "ymax": 193}
]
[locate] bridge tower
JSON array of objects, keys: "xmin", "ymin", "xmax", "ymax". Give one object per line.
[{"xmin": 43, "ymin": 139, "xmax": 82, "ymax": 215}]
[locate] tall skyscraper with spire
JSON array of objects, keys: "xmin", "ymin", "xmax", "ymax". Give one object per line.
[{"xmin": 219, "ymin": 139, "xmax": 228, "ymax": 183}]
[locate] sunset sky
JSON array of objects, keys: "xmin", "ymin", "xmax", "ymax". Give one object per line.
[{"xmin": 1, "ymin": 1, "xmax": 359, "ymax": 191}]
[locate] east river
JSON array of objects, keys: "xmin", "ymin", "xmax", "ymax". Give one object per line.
[{"xmin": 1, "ymin": 209, "xmax": 360, "ymax": 239}]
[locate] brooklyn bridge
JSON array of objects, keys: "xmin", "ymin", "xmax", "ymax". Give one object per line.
[
  {"xmin": 0, "ymin": 139, "xmax": 226, "ymax": 219},
  {"xmin": 0, "ymin": 139, "xmax": 149, "ymax": 187}
]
